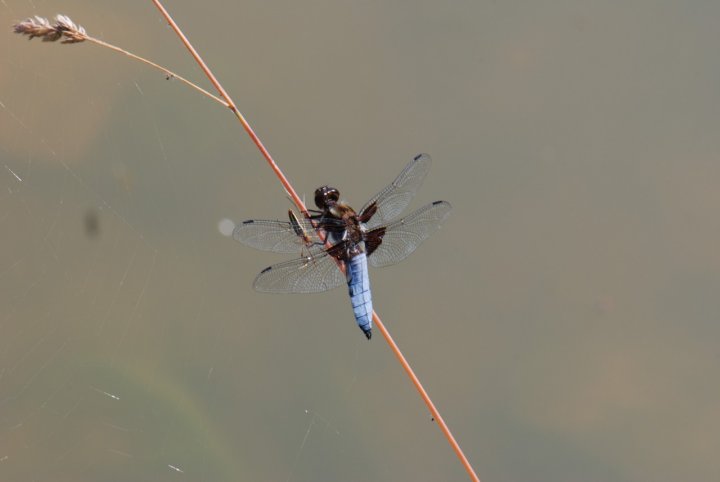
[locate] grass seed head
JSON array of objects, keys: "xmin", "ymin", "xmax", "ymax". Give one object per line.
[{"xmin": 13, "ymin": 14, "xmax": 86, "ymax": 44}]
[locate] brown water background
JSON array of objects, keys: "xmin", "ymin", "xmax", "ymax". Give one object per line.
[{"xmin": 2, "ymin": 1, "xmax": 720, "ymax": 481}]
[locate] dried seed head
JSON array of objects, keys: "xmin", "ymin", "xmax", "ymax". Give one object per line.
[
  {"xmin": 13, "ymin": 15, "xmax": 61, "ymax": 41},
  {"xmin": 12, "ymin": 14, "xmax": 86, "ymax": 44},
  {"xmin": 54, "ymin": 14, "xmax": 86, "ymax": 44}
]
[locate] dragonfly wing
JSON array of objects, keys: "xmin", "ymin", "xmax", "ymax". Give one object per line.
[
  {"xmin": 233, "ymin": 219, "xmax": 323, "ymax": 254},
  {"xmin": 253, "ymin": 252, "xmax": 346, "ymax": 293},
  {"xmin": 359, "ymin": 153, "xmax": 432, "ymax": 230},
  {"xmin": 367, "ymin": 200, "xmax": 452, "ymax": 268}
]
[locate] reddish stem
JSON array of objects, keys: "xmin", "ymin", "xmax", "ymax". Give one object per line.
[
  {"xmin": 149, "ymin": 0, "xmax": 307, "ymax": 216},
  {"xmin": 149, "ymin": 1, "xmax": 480, "ymax": 480}
]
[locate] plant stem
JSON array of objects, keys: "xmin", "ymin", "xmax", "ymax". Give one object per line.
[
  {"xmin": 149, "ymin": 0, "xmax": 308, "ymax": 216},
  {"xmin": 148, "ymin": 2, "xmax": 481, "ymax": 481}
]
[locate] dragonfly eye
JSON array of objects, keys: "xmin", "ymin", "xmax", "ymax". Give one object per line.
[{"xmin": 314, "ymin": 186, "xmax": 340, "ymax": 209}]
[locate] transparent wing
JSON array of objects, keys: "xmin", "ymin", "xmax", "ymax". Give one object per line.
[
  {"xmin": 367, "ymin": 201, "xmax": 452, "ymax": 268},
  {"xmin": 232, "ymin": 218, "xmax": 325, "ymax": 254},
  {"xmin": 253, "ymin": 253, "xmax": 346, "ymax": 293},
  {"xmin": 359, "ymin": 153, "xmax": 432, "ymax": 230}
]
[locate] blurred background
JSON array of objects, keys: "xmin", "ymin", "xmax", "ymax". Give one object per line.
[{"xmin": 2, "ymin": 1, "xmax": 720, "ymax": 481}]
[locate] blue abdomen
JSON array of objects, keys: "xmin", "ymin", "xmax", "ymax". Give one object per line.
[{"xmin": 346, "ymin": 253, "xmax": 373, "ymax": 339}]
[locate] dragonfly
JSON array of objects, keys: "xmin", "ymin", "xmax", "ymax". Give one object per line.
[{"xmin": 233, "ymin": 153, "xmax": 451, "ymax": 339}]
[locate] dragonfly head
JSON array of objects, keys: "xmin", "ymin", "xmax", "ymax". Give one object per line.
[{"xmin": 314, "ymin": 186, "xmax": 340, "ymax": 210}]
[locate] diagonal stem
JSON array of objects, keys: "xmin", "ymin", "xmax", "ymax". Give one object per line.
[
  {"xmin": 150, "ymin": 0, "xmax": 308, "ymax": 218},
  {"xmin": 373, "ymin": 312, "xmax": 479, "ymax": 481},
  {"xmin": 149, "ymin": 1, "xmax": 480, "ymax": 480}
]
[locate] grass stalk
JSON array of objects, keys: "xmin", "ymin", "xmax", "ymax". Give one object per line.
[
  {"xmin": 13, "ymin": 15, "xmax": 227, "ymax": 107},
  {"xmin": 14, "ymin": 7, "xmax": 481, "ymax": 482}
]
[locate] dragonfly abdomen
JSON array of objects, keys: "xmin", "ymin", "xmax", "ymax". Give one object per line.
[{"xmin": 346, "ymin": 253, "xmax": 373, "ymax": 339}]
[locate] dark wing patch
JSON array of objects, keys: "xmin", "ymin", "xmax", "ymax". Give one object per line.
[
  {"xmin": 365, "ymin": 227, "xmax": 387, "ymax": 257},
  {"xmin": 358, "ymin": 202, "xmax": 377, "ymax": 224},
  {"xmin": 324, "ymin": 240, "xmax": 351, "ymax": 261},
  {"xmin": 367, "ymin": 200, "xmax": 452, "ymax": 268},
  {"xmin": 358, "ymin": 153, "xmax": 432, "ymax": 229}
]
